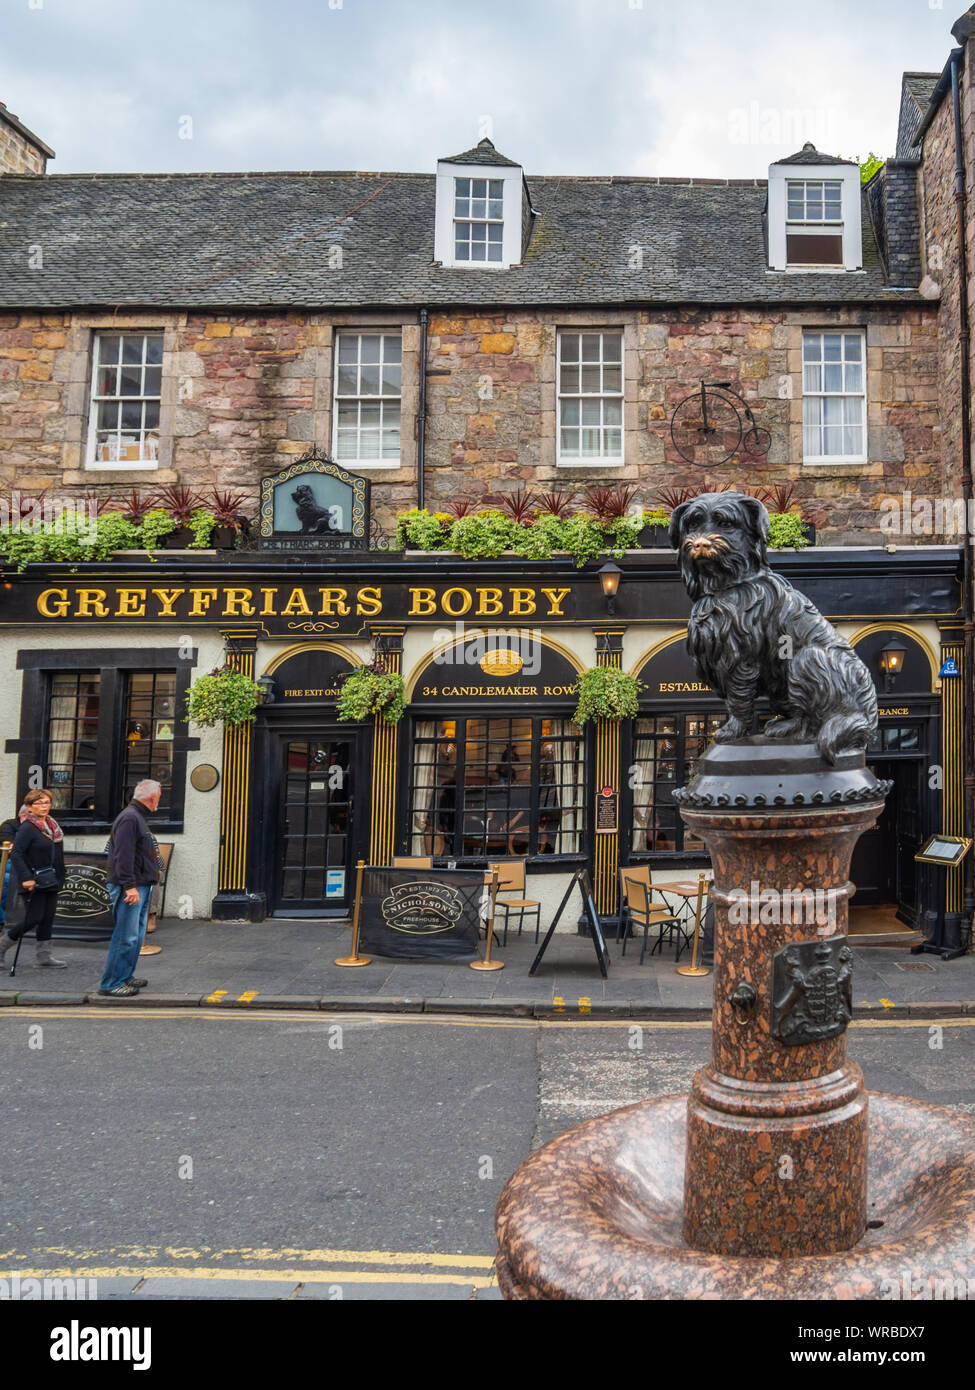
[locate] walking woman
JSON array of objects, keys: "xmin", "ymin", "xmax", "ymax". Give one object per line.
[{"xmin": 0, "ymin": 788, "xmax": 67, "ymax": 968}]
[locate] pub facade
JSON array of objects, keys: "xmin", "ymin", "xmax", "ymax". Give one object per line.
[{"xmin": 0, "ymin": 41, "xmax": 972, "ymax": 949}]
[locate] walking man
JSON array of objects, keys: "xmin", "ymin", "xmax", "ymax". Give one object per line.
[{"xmin": 99, "ymin": 780, "xmax": 162, "ymax": 998}]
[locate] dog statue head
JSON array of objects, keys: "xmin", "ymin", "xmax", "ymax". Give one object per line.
[{"xmin": 669, "ymin": 491, "xmax": 769, "ymax": 600}]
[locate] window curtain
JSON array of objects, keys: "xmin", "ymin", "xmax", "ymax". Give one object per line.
[
  {"xmin": 410, "ymin": 722, "xmax": 437, "ymax": 856},
  {"xmin": 547, "ymin": 721, "xmax": 584, "ymax": 854},
  {"xmin": 632, "ymin": 722, "xmax": 655, "ymax": 853},
  {"xmin": 46, "ymin": 691, "xmax": 81, "ymax": 812}
]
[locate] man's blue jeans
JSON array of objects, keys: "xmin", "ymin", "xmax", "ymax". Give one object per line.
[{"xmin": 101, "ymin": 883, "xmax": 153, "ymax": 991}]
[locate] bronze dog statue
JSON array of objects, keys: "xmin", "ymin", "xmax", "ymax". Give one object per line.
[
  {"xmin": 292, "ymin": 483, "xmax": 336, "ymax": 534},
  {"xmin": 669, "ymin": 492, "xmax": 877, "ymax": 763}
]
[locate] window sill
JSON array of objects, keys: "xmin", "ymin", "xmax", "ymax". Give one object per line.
[
  {"xmin": 802, "ymin": 458, "xmax": 869, "ymax": 467},
  {"xmin": 556, "ymin": 459, "xmax": 625, "ymax": 468},
  {"xmin": 85, "ymin": 461, "xmax": 160, "ymax": 471},
  {"xmin": 332, "ymin": 460, "xmax": 401, "ymax": 470}
]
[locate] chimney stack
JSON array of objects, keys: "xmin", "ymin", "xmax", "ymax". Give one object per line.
[{"xmin": 0, "ymin": 102, "xmax": 54, "ymax": 174}]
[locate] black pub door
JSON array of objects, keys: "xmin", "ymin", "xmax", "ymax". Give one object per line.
[
  {"xmin": 850, "ymin": 758, "xmax": 921, "ymax": 922},
  {"xmin": 270, "ymin": 731, "xmax": 361, "ymax": 916}
]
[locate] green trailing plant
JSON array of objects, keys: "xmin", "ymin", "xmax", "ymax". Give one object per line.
[
  {"xmin": 559, "ymin": 513, "xmax": 607, "ymax": 568},
  {"xmin": 185, "ymin": 667, "xmax": 261, "ymax": 727},
  {"xmin": 510, "ymin": 512, "xmax": 567, "ymax": 561},
  {"xmin": 448, "ymin": 511, "xmax": 516, "ymax": 560},
  {"xmin": 395, "ymin": 508, "xmax": 452, "ymax": 550},
  {"xmin": 767, "ymin": 511, "xmax": 810, "ymax": 550},
  {"xmin": 640, "ymin": 508, "xmax": 670, "ymax": 527},
  {"xmin": 188, "ymin": 507, "xmax": 217, "ymax": 548},
  {"xmin": 336, "ymin": 663, "xmax": 407, "ymax": 725},
  {"xmin": 0, "ymin": 508, "xmax": 141, "ymax": 571},
  {"xmin": 136, "ymin": 507, "xmax": 175, "ymax": 558},
  {"xmin": 572, "ymin": 667, "xmax": 643, "ymax": 724},
  {"xmin": 604, "ymin": 514, "xmax": 643, "ymax": 556}
]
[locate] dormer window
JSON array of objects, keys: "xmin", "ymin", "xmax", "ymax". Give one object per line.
[
  {"xmin": 767, "ymin": 144, "xmax": 861, "ymax": 273},
  {"xmin": 454, "ymin": 177, "xmax": 504, "ymax": 262},
  {"xmin": 786, "ymin": 179, "xmax": 844, "ymax": 265},
  {"xmin": 434, "ymin": 137, "xmax": 533, "ymax": 270}
]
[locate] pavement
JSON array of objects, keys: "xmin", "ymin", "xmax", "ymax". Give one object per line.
[{"xmin": 2, "ymin": 916, "xmax": 974, "ymax": 1017}]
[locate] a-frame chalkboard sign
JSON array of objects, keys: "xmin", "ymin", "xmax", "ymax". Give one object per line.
[{"xmin": 529, "ymin": 868, "xmax": 609, "ymax": 978}]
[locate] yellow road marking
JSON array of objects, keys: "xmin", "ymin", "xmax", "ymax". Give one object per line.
[
  {"xmin": 3, "ymin": 1265, "xmax": 496, "ymax": 1287},
  {"xmin": 205, "ymin": 990, "xmax": 228, "ymax": 1003},
  {"xmin": 3, "ymin": 1245, "xmax": 495, "ymax": 1270},
  {"xmin": 0, "ymin": 1008, "xmax": 970, "ymax": 1031},
  {"xmin": 237, "ymin": 990, "xmax": 259, "ymax": 1003}
]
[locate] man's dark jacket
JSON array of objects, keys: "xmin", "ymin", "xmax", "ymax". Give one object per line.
[{"xmin": 107, "ymin": 800, "xmax": 160, "ymax": 890}]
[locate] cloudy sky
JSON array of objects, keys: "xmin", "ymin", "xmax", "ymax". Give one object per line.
[{"xmin": 0, "ymin": 0, "xmax": 959, "ymax": 178}]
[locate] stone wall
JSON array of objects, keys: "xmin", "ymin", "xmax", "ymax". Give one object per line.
[
  {"xmin": 0, "ymin": 110, "xmax": 49, "ymax": 174},
  {"xmin": 0, "ymin": 301, "xmax": 945, "ymax": 545}
]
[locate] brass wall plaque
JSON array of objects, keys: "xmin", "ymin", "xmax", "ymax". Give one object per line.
[{"xmin": 190, "ymin": 764, "xmax": 219, "ymax": 792}]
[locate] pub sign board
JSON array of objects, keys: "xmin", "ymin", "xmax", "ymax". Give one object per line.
[
  {"xmin": 357, "ymin": 866, "xmax": 485, "ymax": 960},
  {"xmin": 4, "ymin": 851, "xmax": 114, "ymax": 940},
  {"xmin": 259, "ymin": 454, "xmax": 369, "ymax": 550}
]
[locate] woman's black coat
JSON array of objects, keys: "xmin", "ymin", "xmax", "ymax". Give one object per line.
[{"xmin": 10, "ymin": 820, "xmax": 66, "ymax": 892}]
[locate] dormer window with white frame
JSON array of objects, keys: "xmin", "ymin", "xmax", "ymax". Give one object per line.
[
  {"xmin": 434, "ymin": 138, "xmax": 526, "ymax": 270},
  {"xmin": 767, "ymin": 145, "xmax": 862, "ymax": 272},
  {"xmin": 453, "ymin": 177, "xmax": 504, "ymax": 263}
]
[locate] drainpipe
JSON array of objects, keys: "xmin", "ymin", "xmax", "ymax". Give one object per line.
[
  {"xmin": 417, "ymin": 308, "xmax": 428, "ymax": 510},
  {"xmin": 950, "ymin": 47, "xmax": 975, "ymax": 933}
]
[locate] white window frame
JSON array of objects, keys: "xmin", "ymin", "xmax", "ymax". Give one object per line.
[
  {"xmin": 556, "ymin": 329, "xmax": 624, "ymax": 467},
  {"xmin": 801, "ymin": 330, "xmax": 867, "ymax": 464},
  {"xmin": 434, "ymin": 160, "xmax": 523, "ymax": 269},
  {"xmin": 331, "ymin": 330, "xmax": 402, "ymax": 469},
  {"xmin": 86, "ymin": 331, "xmax": 163, "ymax": 470},
  {"xmin": 452, "ymin": 176, "xmax": 505, "ymax": 264},
  {"xmin": 767, "ymin": 161, "xmax": 862, "ymax": 272}
]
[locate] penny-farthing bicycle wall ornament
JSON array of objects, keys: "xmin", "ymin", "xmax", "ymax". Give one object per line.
[{"xmin": 669, "ymin": 380, "xmax": 772, "ymax": 467}]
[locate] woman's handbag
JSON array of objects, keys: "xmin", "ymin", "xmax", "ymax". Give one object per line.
[{"xmin": 30, "ymin": 864, "xmax": 60, "ymax": 892}]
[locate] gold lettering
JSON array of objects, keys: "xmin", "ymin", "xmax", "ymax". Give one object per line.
[
  {"xmin": 356, "ymin": 585, "xmax": 382, "ymax": 616},
  {"xmin": 441, "ymin": 587, "xmax": 473, "ymax": 617},
  {"xmin": 281, "ymin": 587, "xmax": 313, "ymax": 616},
  {"xmin": 475, "ymin": 587, "xmax": 504, "ymax": 616},
  {"xmin": 318, "ymin": 587, "xmax": 350, "ymax": 617},
  {"xmin": 77, "ymin": 588, "xmax": 109, "ymax": 618},
  {"xmin": 509, "ymin": 587, "xmax": 536, "ymax": 616},
  {"xmin": 116, "ymin": 588, "xmax": 147, "ymax": 618},
  {"xmin": 151, "ymin": 587, "xmax": 185, "ymax": 617},
  {"xmin": 409, "ymin": 587, "xmax": 436, "ymax": 616},
  {"xmin": 222, "ymin": 587, "xmax": 256, "ymax": 618},
  {"xmin": 37, "ymin": 588, "xmax": 70, "ymax": 619},
  {"xmin": 260, "ymin": 588, "xmax": 277, "ymax": 616},
  {"xmin": 188, "ymin": 588, "xmax": 219, "ymax": 617},
  {"xmin": 541, "ymin": 587, "xmax": 570, "ymax": 617}
]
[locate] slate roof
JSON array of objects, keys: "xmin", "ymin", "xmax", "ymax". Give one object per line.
[
  {"xmin": 439, "ymin": 137, "xmax": 521, "ymax": 167},
  {"xmin": 896, "ymin": 72, "xmax": 942, "ymax": 157},
  {"xmin": 775, "ymin": 143, "xmax": 856, "ymax": 166},
  {"xmin": 0, "ymin": 168, "xmax": 916, "ymax": 309}
]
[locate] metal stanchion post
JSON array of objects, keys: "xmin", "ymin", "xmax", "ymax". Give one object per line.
[
  {"xmin": 471, "ymin": 865, "xmax": 504, "ymax": 972},
  {"xmin": 335, "ymin": 859, "xmax": 372, "ymax": 967},
  {"xmin": 676, "ymin": 871, "xmax": 711, "ymax": 977}
]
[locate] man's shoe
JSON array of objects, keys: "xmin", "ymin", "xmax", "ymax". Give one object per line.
[
  {"xmin": 98, "ymin": 984, "xmax": 140, "ymax": 997},
  {"xmin": 126, "ymin": 977, "xmax": 148, "ymax": 988}
]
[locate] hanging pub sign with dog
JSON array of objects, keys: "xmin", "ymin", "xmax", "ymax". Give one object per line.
[{"xmin": 258, "ymin": 450, "xmax": 370, "ymax": 551}]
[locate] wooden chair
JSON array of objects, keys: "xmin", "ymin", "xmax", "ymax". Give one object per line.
[
  {"xmin": 621, "ymin": 875, "xmax": 688, "ymax": 964},
  {"xmin": 492, "ymin": 859, "xmax": 542, "ymax": 944},
  {"xmin": 616, "ymin": 863, "xmax": 652, "ymax": 948},
  {"xmin": 392, "ymin": 856, "xmax": 433, "ymax": 869}
]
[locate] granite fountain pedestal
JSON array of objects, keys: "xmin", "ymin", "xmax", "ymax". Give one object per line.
[{"xmin": 495, "ymin": 741, "xmax": 975, "ymax": 1300}]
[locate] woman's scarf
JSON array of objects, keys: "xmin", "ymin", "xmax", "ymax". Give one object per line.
[{"xmin": 18, "ymin": 804, "xmax": 64, "ymax": 844}]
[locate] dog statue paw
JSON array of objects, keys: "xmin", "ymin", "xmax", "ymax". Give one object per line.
[{"xmin": 669, "ymin": 493, "xmax": 878, "ymax": 766}]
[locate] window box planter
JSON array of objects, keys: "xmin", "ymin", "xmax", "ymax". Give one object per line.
[{"xmin": 165, "ymin": 527, "xmax": 194, "ymax": 549}]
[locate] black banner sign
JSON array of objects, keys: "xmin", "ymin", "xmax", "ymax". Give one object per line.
[{"xmin": 358, "ymin": 867, "xmax": 486, "ymax": 960}]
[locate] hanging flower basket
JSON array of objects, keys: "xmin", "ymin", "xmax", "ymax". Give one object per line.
[
  {"xmin": 185, "ymin": 668, "xmax": 262, "ymax": 727},
  {"xmin": 572, "ymin": 667, "xmax": 643, "ymax": 724},
  {"xmin": 336, "ymin": 664, "xmax": 407, "ymax": 725}
]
